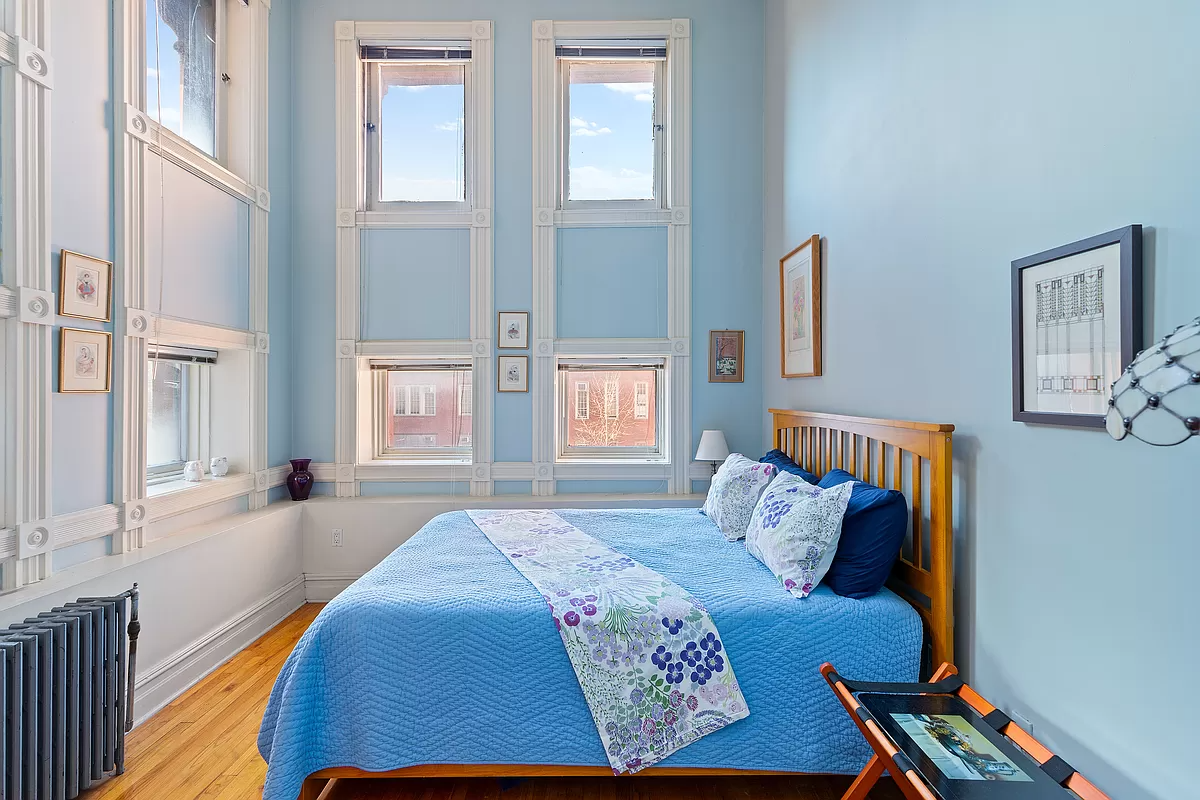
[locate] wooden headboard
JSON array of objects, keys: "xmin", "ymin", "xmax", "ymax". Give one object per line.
[{"xmin": 769, "ymin": 409, "xmax": 955, "ymax": 669}]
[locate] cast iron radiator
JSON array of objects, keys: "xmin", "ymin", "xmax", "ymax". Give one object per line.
[{"xmin": 0, "ymin": 583, "xmax": 140, "ymax": 799}]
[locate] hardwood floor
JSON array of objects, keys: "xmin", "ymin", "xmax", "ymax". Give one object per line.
[{"xmin": 81, "ymin": 603, "xmax": 902, "ymax": 800}]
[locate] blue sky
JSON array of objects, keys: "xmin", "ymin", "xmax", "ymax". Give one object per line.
[{"xmin": 378, "ymin": 65, "xmax": 655, "ymax": 202}]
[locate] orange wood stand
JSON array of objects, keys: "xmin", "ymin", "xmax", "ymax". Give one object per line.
[{"xmin": 820, "ymin": 662, "xmax": 1111, "ymax": 800}]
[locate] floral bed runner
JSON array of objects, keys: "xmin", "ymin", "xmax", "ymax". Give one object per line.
[{"xmin": 466, "ymin": 509, "xmax": 749, "ymax": 774}]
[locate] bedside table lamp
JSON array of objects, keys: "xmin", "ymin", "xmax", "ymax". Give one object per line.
[
  {"xmin": 1107, "ymin": 315, "xmax": 1200, "ymax": 445},
  {"xmin": 696, "ymin": 430, "xmax": 730, "ymax": 475}
]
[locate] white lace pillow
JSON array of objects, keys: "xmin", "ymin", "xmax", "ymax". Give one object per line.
[
  {"xmin": 701, "ymin": 454, "xmax": 779, "ymax": 541},
  {"xmin": 745, "ymin": 472, "xmax": 854, "ymax": 598}
]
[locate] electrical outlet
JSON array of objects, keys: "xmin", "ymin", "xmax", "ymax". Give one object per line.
[
  {"xmin": 1010, "ymin": 709, "xmax": 1033, "ymax": 733},
  {"xmin": 332, "ymin": 528, "xmax": 343, "ymax": 548}
]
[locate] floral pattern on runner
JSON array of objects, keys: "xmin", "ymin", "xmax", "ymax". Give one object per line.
[{"xmin": 467, "ymin": 509, "xmax": 750, "ymax": 774}]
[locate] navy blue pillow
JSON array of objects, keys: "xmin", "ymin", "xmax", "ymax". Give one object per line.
[
  {"xmin": 818, "ymin": 468, "xmax": 908, "ymax": 599},
  {"xmin": 759, "ymin": 449, "xmax": 819, "ymax": 485}
]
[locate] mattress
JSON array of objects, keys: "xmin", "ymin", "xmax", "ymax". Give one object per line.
[{"xmin": 258, "ymin": 508, "xmax": 922, "ymax": 800}]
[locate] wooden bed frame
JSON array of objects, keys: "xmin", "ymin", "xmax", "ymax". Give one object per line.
[{"xmin": 299, "ymin": 409, "xmax": 955, "ymax": 800}]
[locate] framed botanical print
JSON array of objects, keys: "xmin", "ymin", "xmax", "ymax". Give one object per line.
[
  {"xmin": 59, "ymin": 327, "xmax": 112, "ymax": 393},
  {"xmin": 1011, "ymin": 225, "xmax": 1142, "ymax": 428},
  {"xmin": 779, "ymin": 235, "xmax": 822, "ymax": 377},
  {"xmin": 497, "ymin": 355, "xmax": 528, "ymax": 392},
  {"xmin": 709, "ymin": 330, "xmax": 744, "ymax": 383},
  {"xmin": 497, "ymin": 311, "xmax": 529, "ymax": 350},
  {"xmin": 59, "ymin": 249, "xmax": 113, "ymax": 322}
]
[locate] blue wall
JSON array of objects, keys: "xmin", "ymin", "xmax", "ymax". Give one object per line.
[
  {"xmin": 360, "ymin": 229, "xmax": 472, "ymax": 341},
  {"xmin": 288, "ymin": 0, "xmax": 766, "ymax": 476},
  {"xmin": 763, "ymin": 2, "xmax": 1199, "ymax": 798}
]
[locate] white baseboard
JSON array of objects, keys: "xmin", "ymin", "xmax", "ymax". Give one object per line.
[
  {"xmin": 303, "ymin": 572, "xmax": 361, "ymax": 602},
  {"xmin": 133, "ymin": 575, "xmax": 306, "ymax": 726}
]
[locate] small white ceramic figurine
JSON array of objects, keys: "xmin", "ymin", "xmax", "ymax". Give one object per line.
[
  {"xmin": 183, "ymin": 460, "xmax": 204, "ymax": 482},
  {"xmin": 210, "ymin": 456, "xmax": 229, "ymax": 477}
]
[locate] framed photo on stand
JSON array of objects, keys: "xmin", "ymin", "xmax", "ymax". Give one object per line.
[
  {"xmin": 779, "ymin": 235, "xmax": 822, "ymax": 377},
  {"xmin": 1011, "ymin": 225, "xmax": 1142, "ymax": 428}
]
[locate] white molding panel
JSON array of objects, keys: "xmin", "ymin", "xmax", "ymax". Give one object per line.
[
  {"xmin": 1, "ymin": 0, "xmax": 54, "ymax": 587},
  {"xmin": 530, "ymin": 19, "xmax": 692, "ymax": 496},
  {"xmin": 334, "ymin": 20, "xmax": 495, "ymax": 498}
]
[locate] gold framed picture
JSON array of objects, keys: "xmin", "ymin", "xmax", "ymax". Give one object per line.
[
  {"xmin": 779, "ymin": 235, "xmax": 822, "ymax": 378},
  {"xmin": 59, "ymin": 249, "xmax": 113, "ymax": 322},
  {"xmin": 497, "ymin": 311, "xmax": 529, "ymax": 349},
  {"xmin": 497, "ymin": 355, "xmax": 529, "ymax": 393},
  {"xmin": 59, "ymin": 327, "xmax": 112, "ymax": 393},
  {"xmin": 709, "ymin": 330, "xmax": 744, "ymax": 383}
]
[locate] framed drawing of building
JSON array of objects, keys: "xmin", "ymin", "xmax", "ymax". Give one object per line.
[
  {"xmin": 1011, "ymin": 225, "xmax": 1142, "ymax": 428},
  {"xmin": 779, "ymin": 235, "xmax": 822, "ymax": 377}
]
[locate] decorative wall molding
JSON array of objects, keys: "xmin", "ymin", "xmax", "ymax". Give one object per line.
[
  {"xmin": 1, "ymin": 0, "xmax": 55, "ymax": 588},
  {"xmin": 125, "ymin": 307, "xmax": 152, "ymax": 338},
  {"xmin": 531, "ymin": 20, "xmax": 692, "ymax": 495},
  {"xmin": 0, "ymin": 286, "xmax": 16, "ymax": 318},
  {"xmin": 334, "ymin": 19, "xmax": 496, "ymax": 498},
  {"xmin": 149, "ymin": 315, "xmax": 258, "ymax": 350},
  {"xmin": 53, "ymin": 504, "xmax": 122, "ymax": 550}
]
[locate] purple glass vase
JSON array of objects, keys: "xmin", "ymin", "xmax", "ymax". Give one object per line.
[{"xmin": 286, "ymin": 458, "xmax": 314, "ymax": 501}]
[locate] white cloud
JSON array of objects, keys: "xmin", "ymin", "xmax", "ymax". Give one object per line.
[
  {"xmin": 380, "ymin": 177, "xmax": 464, "ymax": 203},
  {"xmin": 146, "ymin": 67, "xmax": 159, "ymax": 79},
  {"xmin": 571, "ymin": 126, "xmax": 612, "ymax": 137},
  {"xmin": 570, "ymin": 117, "xmax": 592, "ymax": 129},
  {"xmin": 434, "ymin": 120, "xmax": 462, "ymax": 132},
  {"xmin": 604, "ymin": 83, "xmax": 654, "ymax": 102},
  {"xmin": 144, "ymin": 104, "xmax": 181, "ymax": 126},
  {"xmin": 399, "ymin": 85, "xmax": 431, "ymax": 93},
  {"xmin": 569, "ymin": 165, "xmax": 653, "ymax": 200}
]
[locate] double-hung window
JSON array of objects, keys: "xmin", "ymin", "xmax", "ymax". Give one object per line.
[
  {"xmin": 557, "ymin": 359, "xmax": 665, "ymax": 461},
  {"xmin": 145, "ymin": 0, "xmax": 224, "ymax": 158},
  {"xmin": 558, "ymin": 40, "xmax": 666, "ymax": 206},
  {"xmin": 363, "ymin": 43, "xmax": 471, "ymax": 208},
  {"xmin": 146, "ymin": 345, "xmax": 215, "ymax": 484},
  {"xmin": 370, "ymin": 360, "xmax": 472, "ymax": 461}
]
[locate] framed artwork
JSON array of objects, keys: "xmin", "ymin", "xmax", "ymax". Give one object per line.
[
  {"xmin": 497, "ymin": 311, "xmax": 529, "ymax": 350},
  {"xmin": 59, "ymin": 327, "xmax": 112, "ymax": 393},
  {"xmin": 709, "ymin": 330, "xmax": 744, "ymax": 383},
  {"xmin": 497, "ymin": 355, "xmax": 528, "ymax": 393},
  {"xmin": 1011, "ymin": 225, "xmax": 1142, "ymax": 428},
  {"xmin": 59, "ymin": 249, "xmax": 113, "ymax": 322},
  {"xmin": 779, "ymin": 235, "xmax": 822, "ymax": 378}
]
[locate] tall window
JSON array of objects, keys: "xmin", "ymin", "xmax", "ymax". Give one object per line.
[
  {"xmin": 558, "ymin": 42, "xmax": 665, "ymax": 204},
  {"xmin": 372, "ymin": 361, "xmax": 472, "ymax": 460},
  {"xmin": 145, "ymin": 346, "xmax": 215, "ymax": 483},
  {"xmin": 364, "ymin": 45, "xmax": 470, "ymax": 207},
  {"xmin": 558, "ymin": 360, "xmax": 664, "ymax": 461},
  {"xmin": 145, "ymin": 0, "xmax": 221, "ymax": 157}
]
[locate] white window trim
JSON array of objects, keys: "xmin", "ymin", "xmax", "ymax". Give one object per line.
[
  {"xmin": 558, "ymin": 58, "xmax": 665, "ymax": 209},
  {"xmin": 336, "ymin": 22, "xmax": 495, "ymax": 497},
  {"xmin": 531, "ymin": 19, "xmax": 691, "ymax": 494}
]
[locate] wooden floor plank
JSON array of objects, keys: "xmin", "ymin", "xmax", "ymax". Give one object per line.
[{"xmin": 81, "ymin": 602, "xmax": 902, "ymax": 800}]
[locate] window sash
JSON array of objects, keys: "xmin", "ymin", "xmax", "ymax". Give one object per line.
[
  {"xmin": 556, "ymin": 361, "xmax": 665, "ymax": 461},
  {"xmin": 146, "ymin": 359, "xmax": 211, "ymax": 483},
  {"xmin": 371, "ymin": 364, "xmax": 473, "ymax": 462},
  {"xmin": 364, "ymin": 60, "xmax": 472, "ymax": 210},
  {"xmin": 558, "ymin": 57, "xmax": 666, "ymax": 207}
]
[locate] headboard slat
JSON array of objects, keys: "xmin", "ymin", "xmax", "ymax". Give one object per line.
[{"xmin": 770, "ymin": 408, "xmax": 955, "ymax": 669}]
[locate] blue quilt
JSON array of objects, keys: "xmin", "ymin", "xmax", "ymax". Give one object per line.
[{"xmin": 258, "ymin": 509, "xmax": 922, "ymax": 800}]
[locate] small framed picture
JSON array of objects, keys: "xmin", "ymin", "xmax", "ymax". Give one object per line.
[
  {"xmin": 59, "ymin": 327, "xmax": 112, "ymax": 393},
  {"xmin": 59, "ymin": 249, "xmax": 113, "ymax": 322},
  {"xmin": 1012, "ymin": 225, "xmax": 1142, "ymax": 428},
  {"xmin": 709, "ymin": 330, "xmax": 744, "ymax": 383},
  {"xmin": 498, "ymin": 355, "xmax": 528, "ymax": 392},
  {"xmin": 779, "ymin": 235, "xmax": 822, "ymax": 378},
  {"xmin": 497, "ymin": 311, "xmax": 530, "ymax": 350}
]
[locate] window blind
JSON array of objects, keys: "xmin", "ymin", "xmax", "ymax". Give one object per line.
[
  {"xmin": 361, "ymin": 45, "xmax": 471, "ymax": 62},
  {"xmin": 148, "ymin": 345, "xmax": 218, "ymax": 364},
  {"xmin": 556, "ymin": 40, "xmax": 667, "ymax": 60},
  {"xmin": 369, "ymin": 360, "xmax": 471, "ymax": 370}
]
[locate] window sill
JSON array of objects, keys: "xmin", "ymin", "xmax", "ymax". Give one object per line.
[
  {"xmin": 147, "ymin": 474, "xmax": 242, "ymax": 498},
  {"xmin": 142, "ymin": 472, "xmax": 257, "ymax": 526}
]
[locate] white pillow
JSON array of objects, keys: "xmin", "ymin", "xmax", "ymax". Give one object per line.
[
  {"xmin": 745, "ymin": 472, "xmax": 854, "ymax": 598},
  {"xmin": 701, "ymin": 454, "xmax": 779, "ymax": 541}
]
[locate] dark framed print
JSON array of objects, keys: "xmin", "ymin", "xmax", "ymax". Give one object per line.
[
  {"xmin": 59, "ymin": 327, "xmax": 113, "ymax": 393},
  {"xmin": 1011, "ymin": 225, "xmax": 1142, "ymax": 428},
  {"xmin": 59, "ymin": 249, "xmax": 113, "ymax": 322},
  {"xmin": 497, "ymin": 311, "xmax": 529, "ymax": 350},
  {"xmin": 779, "ymin": 235, "xmax": 822, "ymax": 377},
  {"xmin": 497, "ymin": 355, "xmax": 528, "ymax": 393},
  {"xmin": 709, "ymin": 330, "xmax": 744, "ymax": 382}
]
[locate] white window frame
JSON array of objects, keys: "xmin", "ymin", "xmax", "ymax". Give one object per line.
[
  {"xmin": 368, "ymin": 358, "xmax": 473, "ymax": 464},
  {"xmin": 634, "ymin": 381, "xmax": 649, "ymax": 420},
  {"xmin": 146, "ymin": 357, "xmax": 213, "ymax": 485},
  {"xmin": 555, "ymin": 358, "xmax": 667, "ymax": 463},
  {"xmin": 558, "ymin": 56, "xmax": 666, "ymax": 210},
  {"xmin": 363, "ymin": 54, "xmax": 473, "ymax": 212},
  {"xmin": 575, "ymin": 381, "xmax": 590, "ymax": 419}
]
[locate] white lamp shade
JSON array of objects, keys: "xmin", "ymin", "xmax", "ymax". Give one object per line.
[{"xmin": 695, "ymin": 430, "xmax": 730, "ymax": 463}]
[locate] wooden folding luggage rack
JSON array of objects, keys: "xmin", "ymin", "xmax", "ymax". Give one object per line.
[{"xmin": 821, "ymin": 662, "xmax": 1111, "ymax": 800}]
